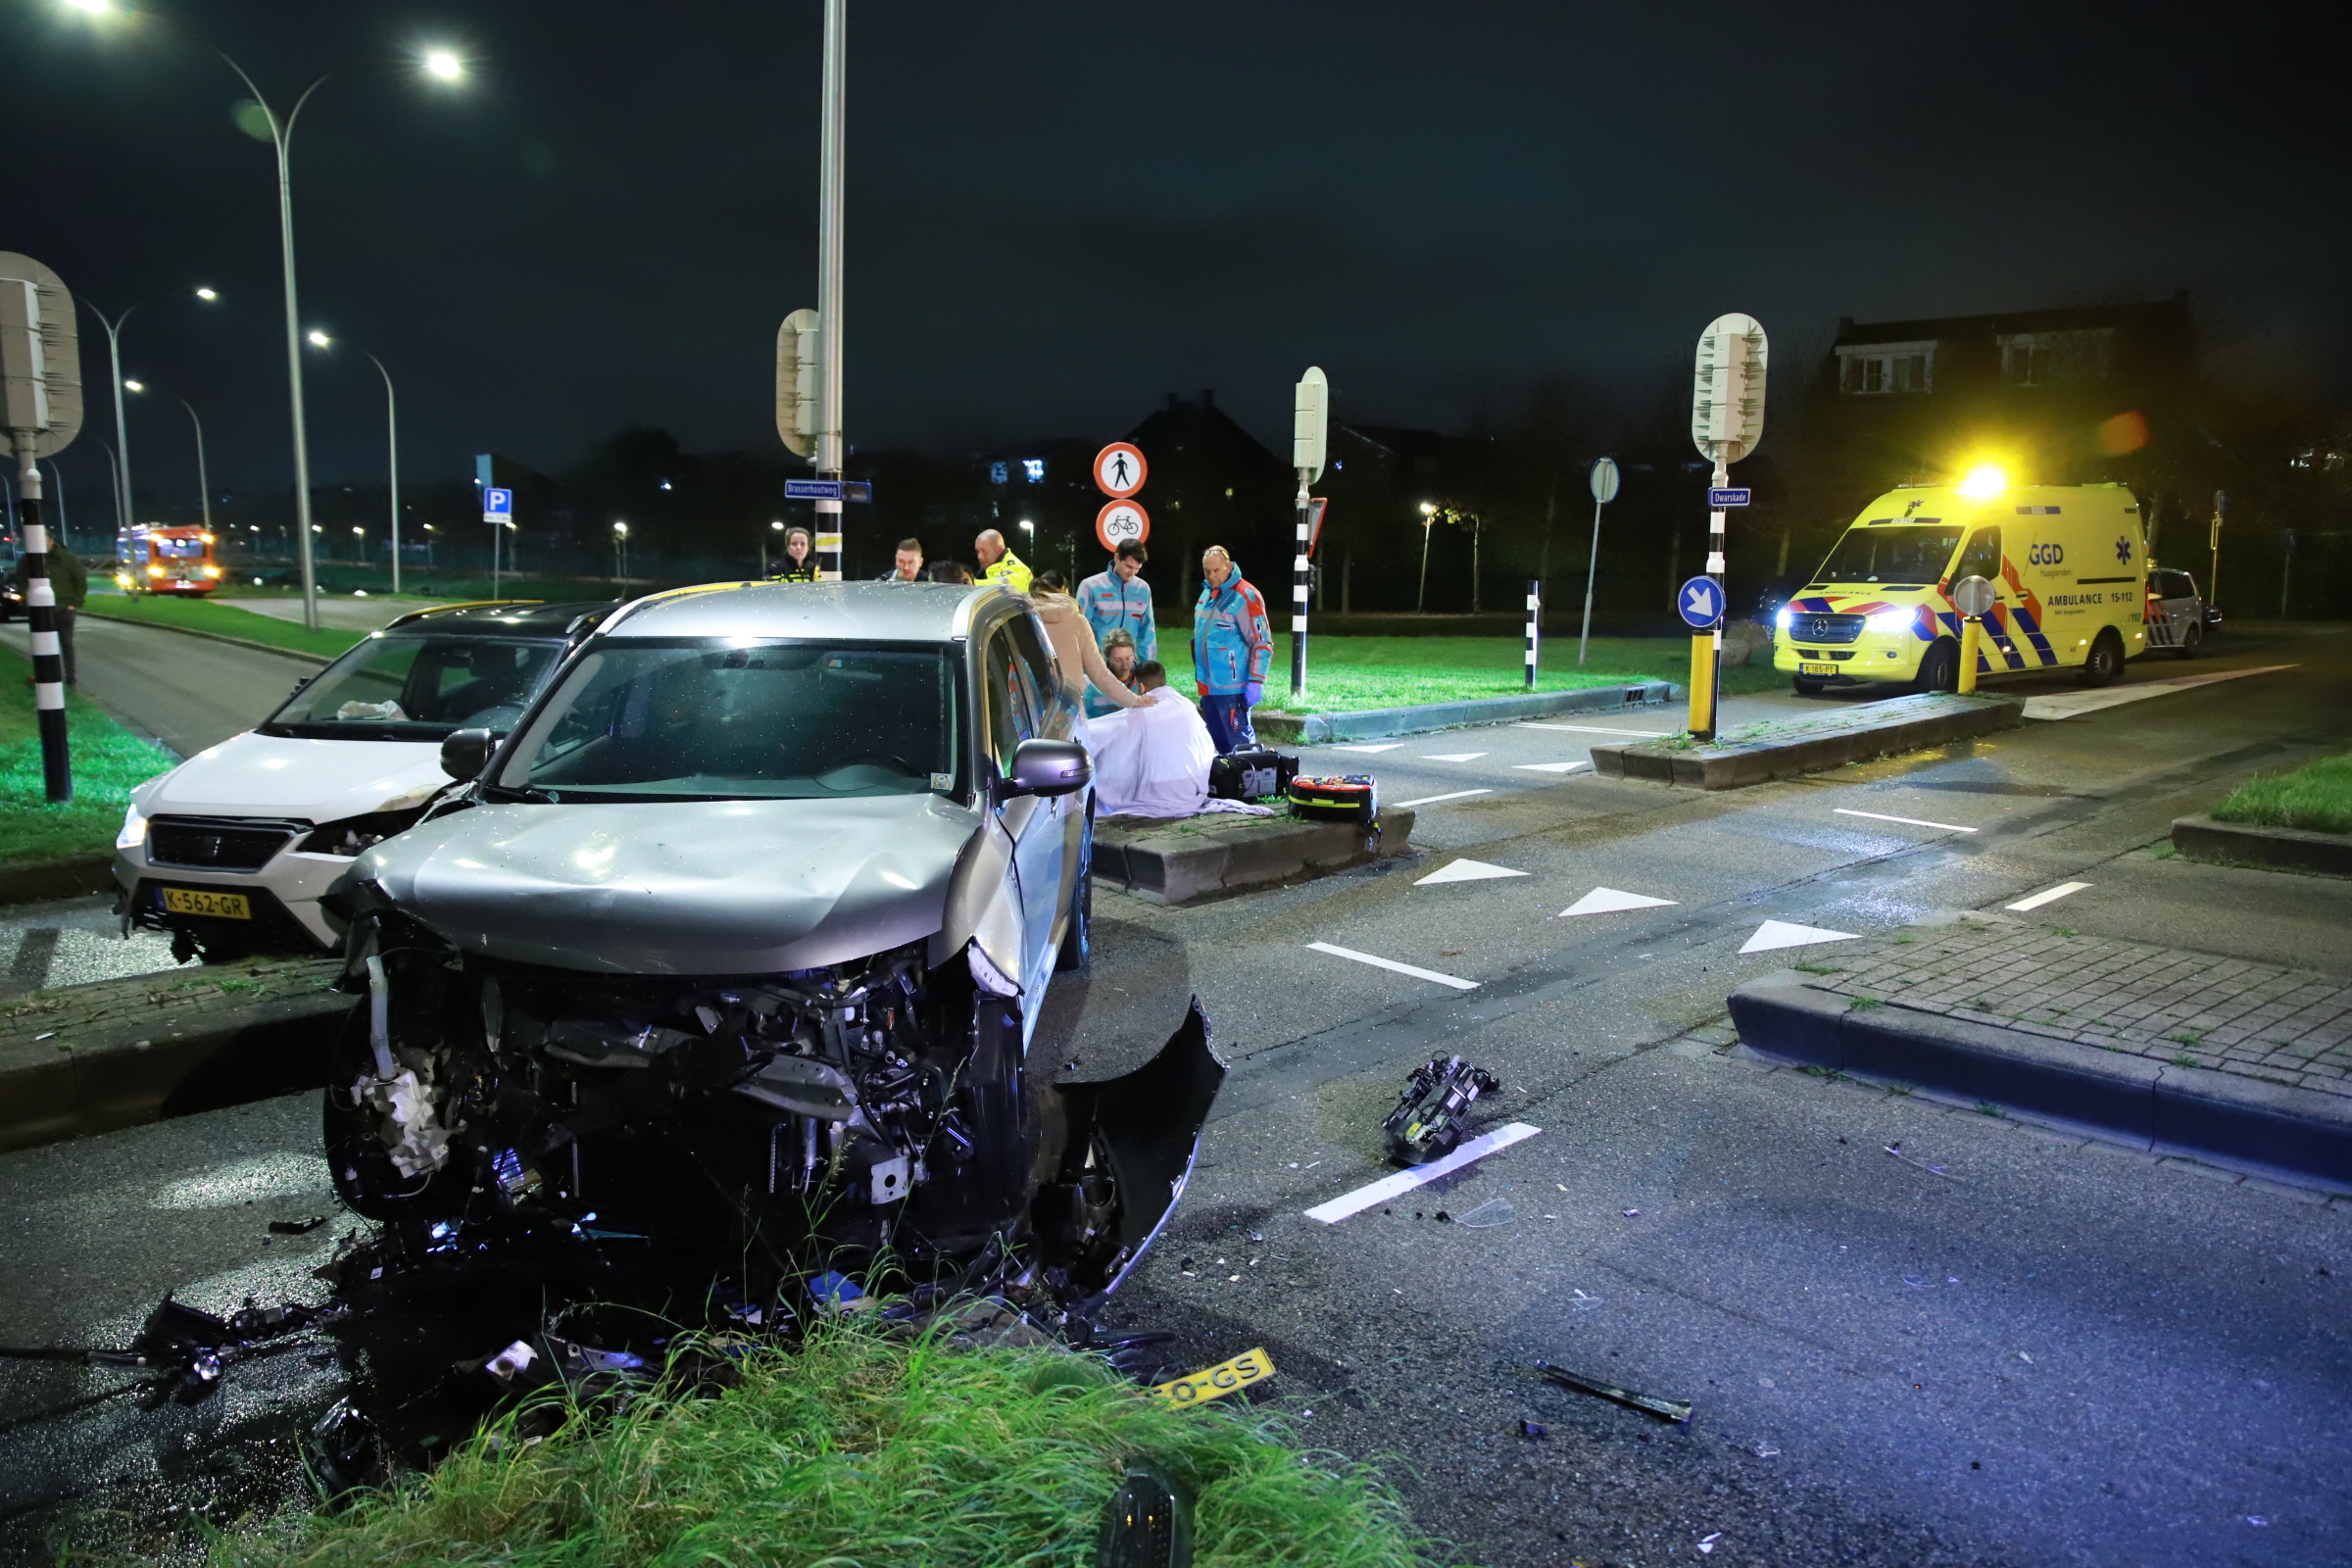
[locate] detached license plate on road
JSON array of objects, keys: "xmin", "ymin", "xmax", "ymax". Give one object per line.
[
  {"xmin": 161, "ymin": 887, "xmax": 251, "ymax": 920},
  {"xmin": 1798, "ymin": 662, "xmax": 1838, "ymax": 677}
]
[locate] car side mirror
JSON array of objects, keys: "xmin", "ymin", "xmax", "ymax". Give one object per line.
[
  {"xmin": 998, "ymin": 738, "xmax": 1091, "ymax": 802},
  {"xmin": 439, "ymin": 727, "xmax": 496, "ymax": 782}
]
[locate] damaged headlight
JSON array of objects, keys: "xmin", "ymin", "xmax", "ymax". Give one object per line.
[{"xmin": 299, "ymin": 807, "xmax": 429, "ymax": 858}]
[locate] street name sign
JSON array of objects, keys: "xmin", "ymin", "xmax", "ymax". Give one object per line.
[
  {"xmin": 1094, "ymin": 442, "xmax": 1147, "ymax": 498},
  {"xmin": 784, "ymin": 478, "xmax": 872, "ymax": 502},
  {"xmin": 1677, "ymin": 574, "xmax": 1726, "ymax": 629},
  {"xmin": 1708, "ymin": 487, "xmax": 1750, "ymax": 507}
]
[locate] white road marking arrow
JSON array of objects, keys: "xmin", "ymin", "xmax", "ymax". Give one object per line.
[
  {"xmin": 1515, "ymin": 760, "xmax": 1591, "ymax": 773},
  {"xmin": 1560, "ymin": 887, "xmax": 1677, "ymax": 917},
  {"xmin": 1420, "ymin": 752, "xmax": 1489, "ymax": 762},
  {"xmin": 1740, "ymin": 919, "xmax": 1861, "ymax": 954},
  {"xmin": 1416, "ymin": 858, "xmax": 1529, "ymax": 886}
]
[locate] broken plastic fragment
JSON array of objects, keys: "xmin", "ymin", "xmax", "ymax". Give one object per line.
[
  {"xmin": 1518, "ymin": 1418, "xmax": 1547, "ymax": 1439},
  {"xmin": 267, "ymin": 1215, "xmax": 329, "ymax": 1236},
  {"xmin": 809, "ymin": 1270, "xmax": 866, "ymax": 1310},
  {"xmin": 483, "ymin": 1341, "xmax": 537, "ymax": 1383},
  {"xmin": 1534, "ymin": 1361, "xmax": 1692, "ymax": 1424},
  {"xmin": 1457, "ymin": 1199, "xmax": 1516, "ymax": 1228}
]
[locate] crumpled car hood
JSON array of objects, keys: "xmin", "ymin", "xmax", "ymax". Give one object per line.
[
  {"xmin": 136, "ymin": 733, "xmax": 448, "ymax": 824},
  {"xmin": 356, "ymin": 794, "xmax": 980, "ymax": 974}
]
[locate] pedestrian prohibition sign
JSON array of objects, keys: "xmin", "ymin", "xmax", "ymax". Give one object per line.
[
  {"xmin": 1676, "ymin": 575, "xmax": 1726, "ymax": 629},
  {"xmin": 1094, "ymin": 442, "xmax": 1147, "ymax": 498}
]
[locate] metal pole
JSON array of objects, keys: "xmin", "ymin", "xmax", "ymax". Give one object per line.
[
  {"xmin": 12, "ymin": 444, "xmax": 70, "ymax": 801},
  {"xmin": 2208, "ymin": 491, "xmax": 2225, "ymax": 613},
  {"xmin": 99, "ymin": 439, "xmax": 122, "ymax": 537},
  {"xmin": 1701, "ymin": 456, "xmax": 1729, "ymax": 741},
  {"xmin": 1578, "ymin": 496, "xmax": 1603, "ymax": 665},
  {"xmin": 101, "ymin": 313, "xmax": 134, "ymax": 531},
  {"xmin": 176, "ymin": 398, "xmax": 211, "ymax": 534},
  {"xmin": 1289, "ymin": 472, "xmax": 1310, "ymax": 698},
  {"xmin": 812, "ymin": 0, "xmax": 848, "ymax": 582},
  {"xmin": 1524, "ymin": 578, "xmax": 1540, "ymax": 689},
  {"xmin": 40, "ymin": 459, "xmax": 67, "ymax": 554},
  {"xmin": 492, "ymin": 518, "xmax": 502, "ymax": 598},
  {"xmin": 368, "ymin": 353, "xmax": 399, "ymax": 595},
  {"xmin": 1416, "ymin": 519, "xmax": 1431, "ymax": 612},
  {"xmin": 259, "ymin": 83, "xmax": 331, "ymax": 633}
]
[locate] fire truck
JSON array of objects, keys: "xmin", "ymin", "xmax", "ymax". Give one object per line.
[{"xmin": 116, "ymin": 524, "xmax": 222, "ymax": 597}]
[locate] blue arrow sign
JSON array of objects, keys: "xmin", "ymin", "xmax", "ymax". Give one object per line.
[
  {"xmin": 1707, "ymin": 487, "xmax": 1750, "ymax": 508},
  {"xmin": 1676, "ymin": 574, "xmax": 1726, "ymax": 629},
  {"xmin": 482, "ymin": 487, "xmax": 513, "ymax": 520}
]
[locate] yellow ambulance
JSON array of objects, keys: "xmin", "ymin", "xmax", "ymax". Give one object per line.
[{"xmin": 1772, "ymin": 477, "xmax": 2149, "ymax": 695}]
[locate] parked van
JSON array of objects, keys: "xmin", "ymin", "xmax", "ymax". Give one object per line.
[{"xmin": 1772, "ymin": 481, "xmax": 2148, "ymax": 694}]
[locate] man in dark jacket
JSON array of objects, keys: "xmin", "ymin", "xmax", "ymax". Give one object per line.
[{"xmin": 47, "ymin": 546, "xmax": 86, "ymax": 688}]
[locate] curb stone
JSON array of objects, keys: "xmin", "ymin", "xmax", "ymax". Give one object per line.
[
  {"xmin": 1591, "ymin": 692, "xmax": 2023, "ymax": 788},
  {"xmin": 0, "ymin": 855, "xmax": 117, "ymax": 907},
  {"xmin": 77, "ymin": 606, "xmax": 335, "ymax": 666},
  {"xmin": 2173, "ymin": 814, "xmax": 2352, "ymax": 877},
  {"xmin": 1254, "ymin": 682, "xmax": 1677, "ymax": 745},
  {"xmin": 0, "ymin": 958, "xmax": 352, "ymax": 1153},
  {"xmin": 1095, "ymin": 807, "xmax": 1414, "ymax": 905},
  {"xmin": 1728, "ymin": 969, "xmax": 2352, "ymax": 1188}
]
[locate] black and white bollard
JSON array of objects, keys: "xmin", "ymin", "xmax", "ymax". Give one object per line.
[
  {"xmin": 1290, "ymin": 475, "xmax": 1311, "ymax": 698},
  {"xmin": 14, "ymin": 446, "xmax": 71, "ymax": 802},
  {"xmin": 1524, "ymin": 578, "xmax": 1541, "ymax": 689}
]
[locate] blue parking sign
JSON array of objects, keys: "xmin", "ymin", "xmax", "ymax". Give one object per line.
[
  {"xmin": 1676, "ymin": 575, "xmax": 1725, "ymax": 629},
  {"xmin": 482, "ymin": 487, "xmax": 513, "ymax": 520}
]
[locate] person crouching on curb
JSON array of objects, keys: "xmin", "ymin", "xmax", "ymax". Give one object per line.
[
  {"xmin": 1190, "ymin": 545, "xmax": 1270, "ymax": 753},
  {"xmin": 1031, "ymin": 571, "xmax": 1154, "ymax": 715},
  {"xmin": 1086, "ymin": 628, "xmax": 1141, "ymax": 718}
]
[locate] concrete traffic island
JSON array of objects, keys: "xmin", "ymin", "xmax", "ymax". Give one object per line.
[
  {"xmin": 1590, "ymin": 691, "xmax": 2024, "ymax": 788},
  {"xmin": 1728, "ymin": 914, "xmax": 2352, "ymax": 1188},
  {"xmin": 1253, "ymin": 680, "xmax": 1677, "ymax": 745},
  {"xmin": 1095, "ymin": 806, "xmax": 1414, "ymax": 905},
  {"xmin": 2173, "ymin": 813, "xmax": 2352, "ymax": 877},
  {"xmin": 0, "ymin": 956, "xmax": 351, "ymax": 1153}
]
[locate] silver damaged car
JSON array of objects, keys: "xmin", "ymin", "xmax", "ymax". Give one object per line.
[{"xmin": 323, "ymin": 581, "xmax": 1222, "ymax": 1307}]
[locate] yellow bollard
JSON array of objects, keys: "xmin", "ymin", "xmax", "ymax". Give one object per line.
[
  {"xmin": 1957, "ymin": 616, "xmax": 1982, "ymax": 695},
  {"xmin": 1687, "ymin": 633, "xmax": 1716, "ymax": 738}
]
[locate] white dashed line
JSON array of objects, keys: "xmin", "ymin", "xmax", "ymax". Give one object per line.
[
  {"xmin": 1304, "ymin": 1123, "xmax": 1544, "ymax": 1223},
  {"xmin": 2007, "ymin": 881, "xmax": 2091, "ymax": 912},
  {"xmin": 1332, "ymin": 742, "xmax": 1405, "ymax": 753},
  {"xmin": 1834, "ymin": 808, "xmax": 1977, "ymax": 833},
  {"xmin": 1514, "ymin": 760, "xmax": 1591, "ymax": 774},
  {"xmin": 1306, "ymin": 941, "xmax": 1479, "ymax": 990},
  {"xmin": 1420, "ymin": 752, "xmax": 1489, "ymax": 762},
  {"xmin": 1393, "ymin": 789, "xmax": 1492, "ymax": 809},
  {"xmin": 1515, "ymin": 722, "xmax": 1673, "ymax": 737}
]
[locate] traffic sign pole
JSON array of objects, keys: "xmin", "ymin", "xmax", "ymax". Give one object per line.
[
  {"xmin": 2, "ymin": 255, "xmax": 83, "ymax": 804},
  {"xmin": 1686, "ymin": 313, "xmax": 1769, "ymax": 743},
  {"xmin": 1290, "ymin": 367, "xmax": 1329, "ymax": 701},
  {"xmin": 1524, "ymin": 578, "xmax": 1541, "ymax": 689},
  {"xmin": 1291, "ymin": 474, "xmax": 1311, "ymax": 698},
  {"xmin": 1581, "ymin": 457, "xmax": 1618, "ymax": 666},
  {"xmin": 1701, "ymin": 456, "xmax": 1728, "ymax": 739}
]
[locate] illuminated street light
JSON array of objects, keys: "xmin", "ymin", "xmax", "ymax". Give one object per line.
[
  {"xmin": 64, "ymin": 8, "xmax": 466, "ymax": 633},
  {"xmin": 194, "ymin": 286, "xmax": 217, "ymax": 301},
  {"xmin": 306, "ymin": 329, "xmax": 330, "ymax": 347},
  {"xmin": 422, "ymin": 48, "xmax": 463, "ymax": 81},
  {"xmin": 122, "ymin": 378, "xmax": 143, "ymax": 392}
]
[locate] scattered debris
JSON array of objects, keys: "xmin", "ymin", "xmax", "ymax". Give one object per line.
[
  {"xmin": 1534, "ymin": 1360, "xmax": 1692, "ymax": 1424},
  {"xmin": 269, "ymin": 1215, "xmax": 330, "ymax": 1236},
  {"xmin": 1151, "ymin": 1347, "xmax": 1275, "ymax": 1408},
  {"xmin": 1697, "ymin": 1531, "xmax": 1723, "ymax": 1553},
  {"xmin": 1753, "ymin": 1444, "xmax": 1780, "ymax": 1458},
  {"xmin": 482, "ymin": 1341, "xmax": 539, "ymax": 1384},
  {"xmin": 1884, "ymin": 1142, "xmax": 1962, "ymax": 1180},
  {"xmin": 1457, "ymin": 1199, "xmax": 1516, "ymax": 1228},
  {"xmin": 1517, "ymin": 1418, "xmax": 1547, "ymax": 1439},
  {"xmin": 1098, "ymin": 1460, "xmax": 1195, "ymax": 1568},
  {"xmin": 1382, "ymin": 1055, "xmax": 1499, "ymax": 1166},
  {"xmin": 1434, "ymin": 1210, "xmax": 1452, "ymax": 1223},
  {"xmin": 2247, "ymin": 1515, "xmax": 2271, "ymax": 1527},
  {"xmin": 1622, "ymin": 1208, "xmax": 1641, "ymax": 1217},
  {"xmin": 1568, "ymin": 1289, "xmax": 1603, "ymax": 1312}
]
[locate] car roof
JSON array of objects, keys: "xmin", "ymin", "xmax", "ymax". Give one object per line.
[
  {"xmin": 598, "ymin": 580, "xmax": 1011, "ymax": 643},
  {"xmin": 380, "ymin": 599, "xmax": 621, "ymax": 637}
]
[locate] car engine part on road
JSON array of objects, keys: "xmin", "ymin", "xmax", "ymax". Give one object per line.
[{"xmin": 1382, "ymin": 1054, "xmax": 1499, "ymax": 1166}]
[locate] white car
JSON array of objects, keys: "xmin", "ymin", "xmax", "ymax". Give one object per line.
[{"xmin": 115, "ymin": 600, "xmax": 615, "ymax": 961}]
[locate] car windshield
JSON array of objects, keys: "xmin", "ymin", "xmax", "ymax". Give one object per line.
[
  {"xmin": 261, "ymin": 634, "xmax": 565, "ymax": 741},
  {"xmin": 492, "ymin": 638, "xmax": 963, "ymax": 803},
  {"xmin": 1814, "ymin": 525, "xmax": 1964, "ymax": 585}
]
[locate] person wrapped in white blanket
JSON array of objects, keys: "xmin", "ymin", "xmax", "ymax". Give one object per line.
[{"xmin": 1083, "ymin": 661, "xmax": 1276, "ymax": 818}]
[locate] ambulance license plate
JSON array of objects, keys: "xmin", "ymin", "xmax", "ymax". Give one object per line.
[
  {"xmin": 161, "ymin": 887, "xmax": 251, "ymax": 920},
  {"xmin": 1798, "ymin": 662, "xmax": 1838, "ymax": 677}
]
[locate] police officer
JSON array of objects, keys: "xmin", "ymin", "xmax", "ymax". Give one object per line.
[{"xmin": 973, "ymin": 528, "xmax": 1032, "ymax": 593}]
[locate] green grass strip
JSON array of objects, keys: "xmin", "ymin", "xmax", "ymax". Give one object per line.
[
  {"xmin": 0, "ymin": 644, "xmax": 176, "ymax": 868},
  {"xmin": 1240, "ymin": 634, "xmax": 1778, "ymax": 714},
  {"xmin": 2211, "ymin": 750, "xmax": 2352, "ymax": 836},
  {"xmin": 78, "ymin": 594, "xmax": 365, "ymax": 660},
  {"xmin": 218, "ymin": 1314, "xmax": 1457, "ymax": 1568}
]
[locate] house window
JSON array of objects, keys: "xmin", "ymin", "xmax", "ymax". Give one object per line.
[
  {"xmin": 1837, "ymin": 341, "xmax": 1936, "ymax": 397},
  {"xmin": 1998, "ymin": 328, "xmax": 2114, "ymax": 387}
]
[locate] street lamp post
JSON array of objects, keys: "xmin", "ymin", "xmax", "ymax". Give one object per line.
[
  {"xmin": 367, "ymin": 352, "xmax": 400, "ymax": 595},
  {"xmin": 612, "ymin": 520, "xmax": 628, "ymax": 582},
  {"xmin": 173, "ymin": 396, "xmax": 211, "ymax": 534},
  {"xmin": 67, "ymin": 7, "xmax": 465, "ymax": 629}
]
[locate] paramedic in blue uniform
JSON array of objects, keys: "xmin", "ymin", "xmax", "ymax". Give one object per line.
[
  {"xmin": 1190, "ymin": 545, "xmax": 1271, "ymax": 754},
  {"xmin": 1078, "ymin": 540, "xmax": 1156, "ymax": 664}
]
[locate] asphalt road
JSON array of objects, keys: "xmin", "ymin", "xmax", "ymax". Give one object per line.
[
  {"xmin": 0, "ymin": 613, "xmax": 317, "ymax": 759},
  {"xmin": 1, "ymin": 626, "xmax": 2347, "ymax": 1565}
]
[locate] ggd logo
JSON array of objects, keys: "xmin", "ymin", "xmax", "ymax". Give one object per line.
[{"xmin": 2029, "ymin": 541, "xmax": 2065, "ymax": 565}]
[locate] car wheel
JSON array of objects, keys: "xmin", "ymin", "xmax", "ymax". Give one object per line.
[
  {"xmin": 1056, "ymin": 801, "xmax": 1093, "ymax": 973},
  {"xmin": 1915, "ymin": 639, "xmax": 1960, "ymax": 694},
  {"xmin": 2079, "ymin": 628, "xmax": 2124, "ymax": 688},
  {"xmin": 2176, "ymin": 622, "xmax": 2201, "ymax": 660},
  {"xmin": 1791, "ymin": 676, "xmax": 1825, "ymax": 697}
]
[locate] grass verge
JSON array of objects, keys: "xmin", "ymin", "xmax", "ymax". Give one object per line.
[
  {"xmin": 2212, "ymin": 751, "xmax": 2352, "ymax": 836},
  {"xmin": 0, "ymin": 645, "xmax": 176, "ymax": 867},
  {"xmin": 1245, "ymin": 634, "xmax": 1781, "ymax": 714},
  {"xmin": 78, "ymin": 595, "xmax": 365, "ymax": 660},
  {"xmin": 219, "ymin": 1315, "xmax": 1449, "ymax": 1568}
]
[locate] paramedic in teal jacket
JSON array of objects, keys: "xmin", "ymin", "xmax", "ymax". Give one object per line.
[
  {"xmin": 1077, "ymin": 540, "xmax": 1156, "ymax": 663},
  {"xmin": 1190, "ymin": 545, "xmax": 1271, "ymax": 754}
]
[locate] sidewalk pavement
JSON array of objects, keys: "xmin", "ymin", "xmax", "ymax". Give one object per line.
[{"xmin": 1730, "ymin": 914, "xmax": 2352, "ymax": 1189}]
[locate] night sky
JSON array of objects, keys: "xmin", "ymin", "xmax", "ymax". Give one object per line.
[{"xmin": 5, "ymin": 0, "xmax": 2339, "ymax": 503}]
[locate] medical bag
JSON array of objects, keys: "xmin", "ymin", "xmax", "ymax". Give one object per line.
[
  {"xmin": 1287, "ymin": 773, "xmax": 1378, "ymax": 824},
  {"xmin": 1207, "ymin": 748, "xmax": 1298, "ymax": 802}
]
